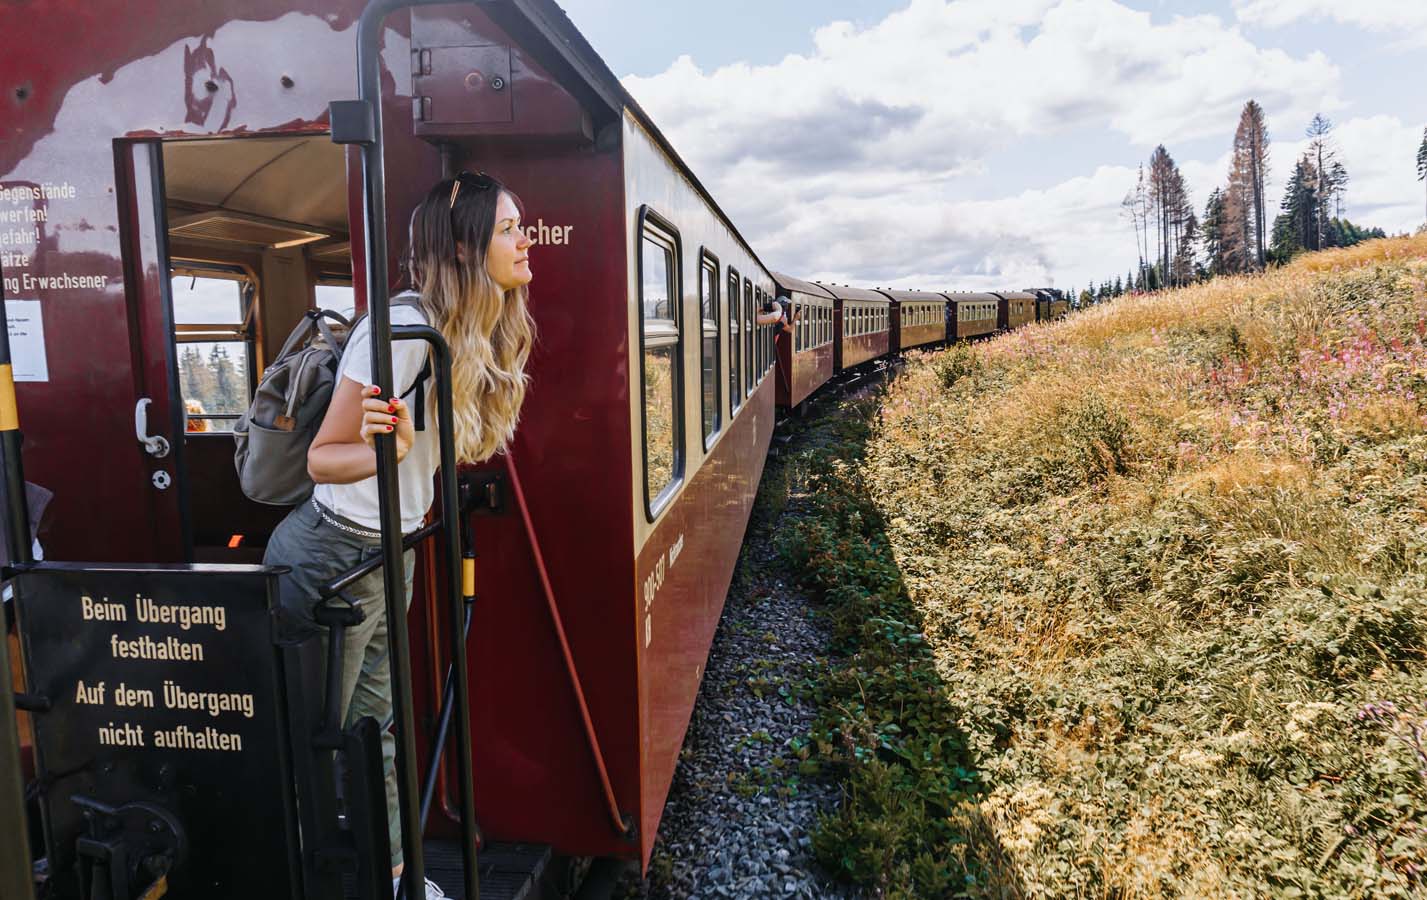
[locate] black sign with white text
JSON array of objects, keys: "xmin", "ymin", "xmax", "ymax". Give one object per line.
[{"xmin": 13, "ymin": 563, "xmax": 300, "ymax": 899}]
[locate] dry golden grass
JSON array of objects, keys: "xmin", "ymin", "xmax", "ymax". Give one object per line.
[{"xmin": 859, "ymin": 237, "xmax": 1427, "ymax": 897}]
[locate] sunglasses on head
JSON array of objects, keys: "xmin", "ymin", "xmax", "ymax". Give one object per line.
[{"xmin": 448, "ymin": 171, "xmax": 496, "ymax": 209}]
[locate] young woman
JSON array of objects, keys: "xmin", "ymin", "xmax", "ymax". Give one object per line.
[{"xmin": 263, "ymin": 172, "xmax": 534, "ymax": 898}]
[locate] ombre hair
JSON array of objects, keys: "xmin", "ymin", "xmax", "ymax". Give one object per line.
[{"xmin": 407, "ymin": 175, "xmax": 534, "ymax": 464}]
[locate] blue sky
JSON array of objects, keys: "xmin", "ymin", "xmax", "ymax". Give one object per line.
[{"xmin": 559, "ymin": 0, "xmax": 1427, "ymax": 291}]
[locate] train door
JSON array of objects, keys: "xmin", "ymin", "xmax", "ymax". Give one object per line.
[
  {"xmin": 114, "ymin": 142, "xmax": 192, "ymax": 562},
  {"xmin": 116, "ymin": 134, "xmax": 357, "ymax": 563}
]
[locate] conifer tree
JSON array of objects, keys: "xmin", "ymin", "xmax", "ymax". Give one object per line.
[
  {"xmin": 208, "ymin": 344, "xmax": 242, "ymax": 415},
  {"xmin": 1229, "ymin": 101, "xmax": 1270, "ymax": 269},
  {"xmin": 1417, "ymin": 126, "xmax": 1427, "ymax": 221},
  {"xmin": 1201, "ymin": 188, "xmax": 1227, "ymax": 276},
  {"xmin": 1272, "ymin": 154, "xmax": 1321, "ymax": 260},
  {"xmin": 1305, "ymin": 114, "xmax": 1343, "ymax": 249}
]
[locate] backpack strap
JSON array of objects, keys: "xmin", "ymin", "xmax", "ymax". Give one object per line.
[
  {"xmin": 391, "ymin": 294, "xmax": 431, "ymax": 432},
  {"xmin": 400, "ymin": 359, "xmax": 431, "ymax": 431},
  {"xmin": 309, "ymin": 310, "xmax": 347, "ymax": 367}
]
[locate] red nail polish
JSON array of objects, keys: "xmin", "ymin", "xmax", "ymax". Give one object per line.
[
  {"xmin": 388, "ymin": 404, "xmax": 397, "ymax": 412},
  {"xmin": 387, "ymin": 425, "xmax": 394, "ymax": 432},
  {"xmin": 391, "ymin": 416, "xmax": 398, "ymax": 423}
]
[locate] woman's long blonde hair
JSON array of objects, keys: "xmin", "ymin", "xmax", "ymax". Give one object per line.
[{"xmin": 408, "ymin": 175, "xmax": 534, "ymax": 463}]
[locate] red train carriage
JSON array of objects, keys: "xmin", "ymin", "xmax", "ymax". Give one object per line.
[
  {"xmin": 1, "ymin": 0, "xmax": 779, "ymax": 891},
  {"xmin": 771, "ymin": 272, "xmax": 835, "ymax": 409},
  {"xmin": 875, "ymin": 288, "xmax": 948, "ymax": 352},
  {"xmin": 993, "ymin": 290, "xmax": 1037, "ymax": 331},
  {"xmin": 944, "ymin": 291, "xmax": 1000, "ymax": 340},
  {"xmin": 820, "ymin": 284, "xmax": 891, "ymax": 373}
]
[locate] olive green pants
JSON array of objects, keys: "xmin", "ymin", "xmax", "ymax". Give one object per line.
[{"xmin": 265, "ymin": 497, "xmax": 415, "ymax": 869}]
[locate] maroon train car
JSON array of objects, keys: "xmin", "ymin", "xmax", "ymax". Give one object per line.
[
  {"xmin": 945, "ymin": 291, "xmax": 1000, "ymax": 340},
  {"xmin": 876, "ymin": 288, "xmax": 947, "ymax": 352},
  {"xmin": 1, "ymin": 0, "xmax": 780, "ymax": 876},
  {"xmin": 772, "ymin": 272, "xmax": 835, "ymax": 408},
  {"xmin": 820, "ymin": 283, "xmax": 891, "ymax": 372},
  {"xmin": 993, "ymin": 290, "xmax": 1037, "ymax": 331}
]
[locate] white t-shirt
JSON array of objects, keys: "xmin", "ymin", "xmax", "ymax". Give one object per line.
[{"xmin": 313, "ymin": 300, "xmax": 436, "ymax": 533}]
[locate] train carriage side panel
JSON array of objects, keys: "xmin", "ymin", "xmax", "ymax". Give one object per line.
[
  {"xmin": 772, "ymin": 272, "xmax": 835, "ymax": 408},
  {"xmin": 622, "ymin": 112, "xmax": 777, "ymax": 867},
  {"xmin": 993, "ymin": 290, "xmax": 1036, "ymax": 331},
  {"xmin": 945, "ymin": 291, "xmax": 999, "ymax": 340},
  {"xmin": 822, "ymin": 284, "xmax": 890, "ymax": 372},
  {"xmin": 876, "ymin": 288, "xmax": 947, "ymax": 351},
  {"xmin": 297, "ymin": 3, "xmax": 648, "ymax": 861}
]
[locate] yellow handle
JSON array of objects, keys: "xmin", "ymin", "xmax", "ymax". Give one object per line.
[
  {"xmin": 462, "ymin": 556, "xmax": 475, "ymax": 598},
  {"xmin": 0, "ymin": 364, "xmax": 17, "ymax": 431}
]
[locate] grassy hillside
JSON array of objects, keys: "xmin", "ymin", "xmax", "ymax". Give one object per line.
[{"xmin": 789, "ymin": 236, "xmax": 1427, "ymax": 897}]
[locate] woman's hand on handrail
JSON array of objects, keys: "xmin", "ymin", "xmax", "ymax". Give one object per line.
[{"xmin": 308, "ymin": 379, "xmax": 414, "ymax": 484}]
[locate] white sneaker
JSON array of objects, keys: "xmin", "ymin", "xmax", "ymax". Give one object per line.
[{"xmin": 392, "ymin": 875, "xmax": 447, "ymax": 899}]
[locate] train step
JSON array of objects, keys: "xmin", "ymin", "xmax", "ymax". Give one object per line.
[{"xmin": 344, "ymin": 840, "xmax": 555, "ymax": 900}]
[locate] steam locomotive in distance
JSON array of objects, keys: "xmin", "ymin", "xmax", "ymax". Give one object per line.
[{"xmin": 0, "ymin": 1, "xmax": 1066, "ymax": 898}]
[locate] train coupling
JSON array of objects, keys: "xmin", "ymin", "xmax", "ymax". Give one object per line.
[{"xmin": 71, "ymin": 795, "xmax": 187, "ymax": 900}]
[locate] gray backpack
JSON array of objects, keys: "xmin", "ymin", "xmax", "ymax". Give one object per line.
[{"xmin": 233, "ymin": 296, "xmax": 429, "ymax": 506}]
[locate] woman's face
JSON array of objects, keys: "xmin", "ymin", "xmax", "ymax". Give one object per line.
[{"xmin": 485, "ymin": 192, "xmax": 533, "ymax": 291}]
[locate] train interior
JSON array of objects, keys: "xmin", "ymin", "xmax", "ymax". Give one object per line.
[{"xmin": 159, "ymin": 134, "xmax": 355, "ymax": 562}]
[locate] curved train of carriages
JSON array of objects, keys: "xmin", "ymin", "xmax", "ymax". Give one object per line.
[{"xmin": 0, "ymin": 1, "xmax": 1068, "ymax": 898}]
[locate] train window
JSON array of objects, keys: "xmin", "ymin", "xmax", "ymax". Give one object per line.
[
  {"xmin": 314, "ymin": 279, "xmax": 356, "ymax": 320},
  {"xmin": 171, "ymin": 263, "xmax": 255, "ymax": 433},
  {"xmin": 700, "ymin": 253, "xmax": 720, "ymax": 446},
  {"xmin": 638, "ymin": 215, "xmax": 682, "ymax": 518},
  {"xmin": 728, "ymin": 269, "xmax": 741, "ymax": 413},
  {"xmin": 743, "ymin": 279, "xmax": 753, "ymax": 398},
  {"xmin": 753, "ymin": 287, "xmax": 762, "ymax": 377}
]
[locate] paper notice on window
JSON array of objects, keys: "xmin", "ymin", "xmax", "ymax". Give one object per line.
[{"xmin": 6, "ymin": 300, "xmax": 49, "ymax": 382}]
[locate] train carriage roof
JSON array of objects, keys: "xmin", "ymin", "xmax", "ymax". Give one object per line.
[
  {"xmin": 772, "ymin": 272, "xmax": 837, "ymax": 300},
  {"xmin": 942, "ymin": 291, "xmax": 1002, "ymax": 303},
  {"xmin": 874, "ymin": 288, "xmax": 948, "ymax": 304},
  {"xmin": 817, "ymin": 283, "xmax": 891, "ymax": 304},
  {"xmin": 990, "ymin": 290, "xmax": 1038, "ymax": 301},
  {"xmin": 501, "ymin": 0, "xmax": 774, "ymax": 278}
]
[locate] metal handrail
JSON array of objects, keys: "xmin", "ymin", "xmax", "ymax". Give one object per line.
[
  {"xmin": 302, "ymin": 319, "xmax": 481, "ymax": 900},
  {"xmin": 502, "ymin": 452, "xmax": 632, "ymax": 838},
  {"xmin": 0, "ymin": 225, "xmax": 35, "ymax": 900}
]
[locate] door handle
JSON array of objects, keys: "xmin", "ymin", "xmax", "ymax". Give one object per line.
[{"xmin": 134, "ymin": 398, "xmax": 171, "ymax": 458}]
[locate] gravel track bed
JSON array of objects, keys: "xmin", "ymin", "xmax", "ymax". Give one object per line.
[{"xmin": 618, "ymin": 415, "xmax": 865, "ymax": 900}]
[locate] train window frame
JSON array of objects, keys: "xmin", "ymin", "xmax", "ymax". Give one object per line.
[
  {"xmin": 636, "ymin": 206, "xmax": 685, "ymax": 522},
  {"xmin": 728, "ymin": 267, "xmax": 741, "ymax": 415},
  {"xmin": 313, "ymin": 274, "xmax": 357, "ymax": 320},
  {"xmin": 742, "ymin": 278, "xmax": 753, "ymax": 398},
  {"xmin": 753, "ymin": 287, "xmax": 762, "ymax": 378},
  {"xmin": 699, "ymin": 250, "xmax": 721, "ymax": 449},
  {"xmin": 170, "ymin": 260, "xmax": 257, "ymax": 434}
]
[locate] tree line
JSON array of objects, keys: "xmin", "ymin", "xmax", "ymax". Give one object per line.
[
  {"xmin": 179, "ymin": 344, "xmax": 248, "ymax": 428},
  {"xmin": 1087, "ymin": 101, "xmax": 1394, "ymax": 306}
]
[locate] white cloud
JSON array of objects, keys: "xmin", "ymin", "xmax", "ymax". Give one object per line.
[
  {"xmin": 621, "ymin": 0, "xmax": 1347, "ymax": 290},
  {"xmin": 1234, "ymin": 0, "xmax": 1427, "ymax": 44}
]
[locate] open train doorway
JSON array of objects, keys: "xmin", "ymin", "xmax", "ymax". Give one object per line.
[{"xmin": 151, "ymin": 134, "xmax": 355, "ymax": 563}]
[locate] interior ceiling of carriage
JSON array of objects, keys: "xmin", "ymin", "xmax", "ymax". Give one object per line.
[{"xmin": 162, "ymin": 136, "xmax": 350, "ymax": 250}]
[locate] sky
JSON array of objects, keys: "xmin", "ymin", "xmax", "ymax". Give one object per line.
[{"xmin": 556, "ymin": 0, "xmax": 1427, "ymax": 293}]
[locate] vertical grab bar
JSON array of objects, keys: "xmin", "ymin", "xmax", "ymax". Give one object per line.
[
  {"xmin": 393, "ymin": 325, "xmax": 479, "ymax": 900},
  {"xmin": 333, "ymin": 4, "xmax": 473, "ymax": 896}
]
